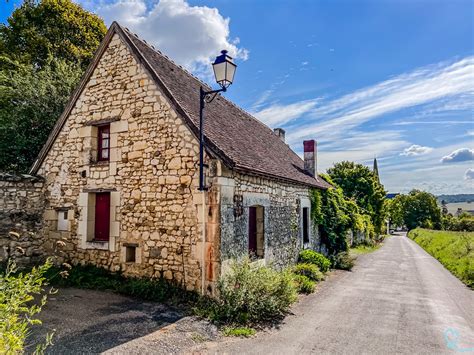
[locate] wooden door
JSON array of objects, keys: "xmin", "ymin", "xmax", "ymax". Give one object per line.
[
  {"xmin": 94, "ymin": 192, "xmax": 110, "ymax": 241},
  {"xmin": 248, "ymin": 206, "xmax": 257, "ymax": 255}
]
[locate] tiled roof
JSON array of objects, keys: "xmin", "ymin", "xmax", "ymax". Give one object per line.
[
  {"xmin": 120, "ymin": 25, "xmax": 330, "ymax": 189},
  {"xmin": 30, "ymin": 22, "xmax": 330, "ymax": 189}
]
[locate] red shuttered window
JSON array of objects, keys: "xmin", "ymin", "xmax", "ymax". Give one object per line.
[{"xmin": 94, "ymin": 192, "xmax": 110, "ymax": 241}]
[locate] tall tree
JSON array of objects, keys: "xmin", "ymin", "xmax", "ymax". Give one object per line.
[
  {"xmin": 327, "ymin": 161, "xmax": 386, "ymax": 234},
  {"xmin": 0, "ymin": 58, "xmax": 83, "ymax": 172},
  {"xmin": 388, "ymin": 190, "xmax": 442, "ymax": 230},
  {"xmin": 0, "ymin": 0, "xmax": 107, "ymax": 68},
  {"xmin": 0, "ymin": 0, "xmax": 106, "ymax": 173}
]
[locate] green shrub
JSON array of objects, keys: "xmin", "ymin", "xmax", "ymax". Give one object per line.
[
  {"xmin": 207, "ymin": 258, "xmax": 298, "ymax": 324},
  {"xmin": 332, "ymin": 252, "xmax": 355, "ymax": 271},
  {"xmin": 292, "ymin": 274, "xmax": 316, "ymax": 294},
  {"xmin": 47, "ymin": 264, "xmax": 199, "ymax": 305},
  {"xmin": 293, "ymin": 263, "xmax": 323, "ymax": 281},
  {"xmin": 0, "ymin": 259, "xmax": 53, "ymax": 354},
  {"xmin": 222, "ymin": 326, "xmax": 256, "ymax": 337},
  {"xmin": 298, "ymin": 250, "xmax": 331, "ymax": 272}
]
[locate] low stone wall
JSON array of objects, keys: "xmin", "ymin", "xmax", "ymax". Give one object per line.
[{"xmin": 0, "ymin": 173, "xmax": 45, "ymax": 266}]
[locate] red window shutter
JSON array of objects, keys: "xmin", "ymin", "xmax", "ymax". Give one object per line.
[
  {"xmin": 98, "ymin": 125, "xmax": 110, "ymax": 161},
  {"xmin": 94, "ymin": 192, "xmax": 110, "ymax": 241}
]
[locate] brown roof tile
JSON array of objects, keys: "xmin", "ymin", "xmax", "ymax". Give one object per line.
[{"xmin": 121, "ymin": 26, "xmax": 330, "ymax": 189}]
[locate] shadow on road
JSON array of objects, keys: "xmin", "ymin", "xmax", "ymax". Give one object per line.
[{"xmin": 26, "ymin": 288, "xmax": 183, "ymax": 354}]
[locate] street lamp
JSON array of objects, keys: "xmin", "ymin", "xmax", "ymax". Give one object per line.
[{"xmin": 199, "ymin": 50, "xmax": 237, "ymax": 191}]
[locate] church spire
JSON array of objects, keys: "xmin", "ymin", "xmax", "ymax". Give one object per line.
[{"xmin": 373, "ymin": 156, "xmax": 380, "ymax": 183}]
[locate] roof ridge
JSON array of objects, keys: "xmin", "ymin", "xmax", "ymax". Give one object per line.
[
  {"xmin": 121, "ymin": 25, "xmax": 282, "ymax": 140},
  {"xmin": 122, "ymin": 26, "xmax": 212, "ymax": 91}
]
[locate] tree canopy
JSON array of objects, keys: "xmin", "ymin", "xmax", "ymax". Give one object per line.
[
  {"xmin": 0, "ymin": 0, "xmax": 106, "ymax": 173},
  {"xmin": 0, "ymin": 58, "xmax": 82, "ymax": 172},
  {"xmin": 0, "ymin": 0, "xmax": 107, "ymax": 68},
  {"xmin": 388, "ymin": 190, "xmax": 442, "ymax": 231},
  {"xmin": 327, "ymin": 161, "xmax": 386, "ymax": 234}
]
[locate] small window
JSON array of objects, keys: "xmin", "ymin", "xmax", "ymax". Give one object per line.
[
  {"xmin": 303, "ymin": 207, "xmax": 309, "ymax": 244},
  {"xmin": 125, "ymin": 246, "xmax": 137, "ymax": 263},
  {"xmin": 98, "ymin": 124, "xmax": 110, "ymax": 161},
  {"xmin": 58, "ymin": 210, "xmax": 68, "ymax": 231}
]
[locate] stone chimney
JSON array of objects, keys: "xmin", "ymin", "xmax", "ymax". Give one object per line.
[
  {"xmin": 303, "ymin": 140, "xmax": 317, "ymax": 177},
  {"xmin": 273, "ymin": 128, "xmax": 285, "ymax": 142}
]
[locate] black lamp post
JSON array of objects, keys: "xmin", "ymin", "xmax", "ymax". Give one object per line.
[{"xmin": 198, "ymin": 50, "xmax": 237, "ymax": 191}]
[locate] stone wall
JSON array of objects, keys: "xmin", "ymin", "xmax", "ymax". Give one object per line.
[
  {"xmin": 37, "ymin": 33, "xmax": 205, "ymax": 291},
  {"xmin": 0, "ymin": 174, "xmax": 45, "ymax": 266},
  {"xmin": 216, "ymin": 168, "xmax": 320, "ymax": 270}
]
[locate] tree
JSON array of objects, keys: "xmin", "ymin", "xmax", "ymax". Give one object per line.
[
  {"xmin": 327, "ymin": 161, "xmax": 386, "ymax": 234},
  {"xmin": 0, "ymin": 0, "xmax": 107, "ymax": 172},
  {"xmin": 388, "ymin": 190, "xmax": 442, "ymax": 231},
  {"xmin": 0, "ymin": 0, "xmax": 107, "ymax": 68},
  {"xmin": 0, "ymin": 57, "xmax": 83, "ymax": 172}
]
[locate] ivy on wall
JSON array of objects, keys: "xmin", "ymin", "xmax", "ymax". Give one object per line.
[{"xmin": 310, "ymin": 174, "xmax": 376, "ymax": 254}]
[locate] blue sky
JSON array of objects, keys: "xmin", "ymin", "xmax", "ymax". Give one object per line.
[{"xmin": 1, "ymin": 0, "xmax": 473, "ymax": 194}]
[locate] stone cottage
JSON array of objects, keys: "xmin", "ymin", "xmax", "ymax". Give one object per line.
[{"xmin": 28, "ymin": 22, "xmax": 330, "ymax": 294}]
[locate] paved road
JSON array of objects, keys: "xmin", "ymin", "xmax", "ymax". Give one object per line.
[{"xmin": 211, "ymin": 233, "xmax": 474, "ymax": 354}]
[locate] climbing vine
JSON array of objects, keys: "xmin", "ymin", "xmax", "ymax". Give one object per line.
[{"xmin": 310, "ymin": 174, "xmax": 376, "ymax": 254}]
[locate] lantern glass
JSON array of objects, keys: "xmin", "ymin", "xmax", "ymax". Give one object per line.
[{"xmin": 212, "ymin": 50, "xmax": 237, "ymax": 89}]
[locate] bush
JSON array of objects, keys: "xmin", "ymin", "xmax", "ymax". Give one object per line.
[
  {"xmin": 206, "ymin": 258, "xmax": 298, "ymax": 324},
  {"xmin": 298, "ymin": 250, "xmax": 331, "ymax": 272},
  {"xmin": 293, "ymin": 263, "xmax": 323, "ymax": 281},
  {"xmin": 292, "ymin": 274, "xmax": 316, "ymax": 294},
  {"xmin": 332, "ymin": 252, "xmax": 355, "ymax": 271},
  {"xmin": 0, "ymin": 259, "xmax": 53, "ymax": 354},
  {"xmin": 46, "ymin": 264, "xmax": 199, "ymax": 306}
]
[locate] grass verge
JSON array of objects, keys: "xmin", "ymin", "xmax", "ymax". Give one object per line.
[
  {"xmin": 408, "ymin": 228, "xmax": 473, "ymax": 289},
  {"xmin": 350, "ymin": 244, "xmax": 382, "ymax": 255}
]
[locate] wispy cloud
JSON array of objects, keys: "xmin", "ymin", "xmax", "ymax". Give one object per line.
[
  {"xmin": 285, "ymin": 56, "xmax": 474, "ymax": 143},
  {"xmin": 400, "ymin": 144, "xmax": 433, "ymax": 156},
  {"xmin": 253, "ymin": 99, "xmax": 319, "ymax": 127}
]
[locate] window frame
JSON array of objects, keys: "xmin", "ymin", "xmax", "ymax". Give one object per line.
[{"xmin": 97, "ymin": 124, "xmax": 110, "ymax": 162}]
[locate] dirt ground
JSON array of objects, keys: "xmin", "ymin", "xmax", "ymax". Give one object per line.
[{"xmin": 27, "ymin": 288, "xmax": 219, "ymax": 354}]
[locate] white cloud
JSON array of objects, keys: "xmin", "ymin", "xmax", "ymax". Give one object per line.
[
  {"xmin": 80, "ymin": 0, "xmax": 248, "ymax": 74},
  {"xmin": 465, "ymin": 168, "xmax": 474, "ymax": 180},
  {"xmin": 441, "ymin": 148, "xmax": 474, "ymax": 163},
  {"xmin": 400, "ymin": 144, "xmax": 433, "ymax": 156},
  {"xmin": 253, "ymin": 99, "xmax": 319, "ymax": 127}
]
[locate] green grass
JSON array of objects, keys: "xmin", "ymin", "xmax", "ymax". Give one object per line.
[
  {"xmin": 408, "ymin": 228, "xmax": 474, "ymax": 289},
  {"xmin": 222, "ymin": 326, "xmax": 256, "ymax": 337},
  {"xmin": 350, "ymin": 244, "xmax": 382, "ymax": 255}
]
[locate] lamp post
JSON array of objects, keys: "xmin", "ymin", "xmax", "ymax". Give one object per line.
[
  {"xmin": 198, "ymin": 50, "xmax": 237, "ymax": 191},
  {"xmin": 199, "ymin": 50, "xmax": 236, "ymax": 295}
]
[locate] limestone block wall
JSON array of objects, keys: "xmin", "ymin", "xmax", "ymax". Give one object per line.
[
  {"xmin": 38, "ymin": 33, "xmax": 204, "ymax": 291},
  {"xmin": 217, "ymin": 168, "xmax": 321, "ymax": 270},
  {"xmin": 0, "ymin": 174, "xmax": 45, "ymax": 266}
]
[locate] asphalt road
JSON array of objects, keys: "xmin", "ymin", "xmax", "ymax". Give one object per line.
[{"xmin": 211, "ymin": 233, "xmax": 474, "ymax": 355}]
